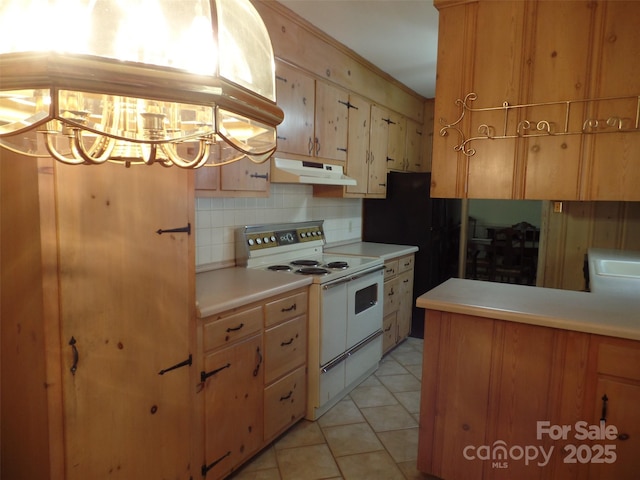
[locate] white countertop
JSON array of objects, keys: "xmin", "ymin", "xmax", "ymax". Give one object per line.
[
  {"xmin": 196, "ymin": 268, "xmax": 312, "ymax": 318},
  {"xmin": 325, "ymin": 241, "xmax": 418, "ymax": 260},
  {"xmin": 416, "ymin": 278, "xmax": 640, "ymax": 341}
]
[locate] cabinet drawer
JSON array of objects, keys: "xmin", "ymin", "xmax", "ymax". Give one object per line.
[
  {"xmin": 265, "ymin": 316, "xmax": 307, "ymax": 384},
  {"xmin": 597, "ymin": 340, "xmax": 640, "ymax": 382},
  {"xmin": 383, "ymin": 277, "xmax": 400, "ymax": 316},
  {"xmin": 384, "ymin": 259, "xmax": 399, "ymax": 280},
  {"xmin": 203, "ymin": 306, "xmax": 263, "ymax": 352},
  {"xmin": 264, "ymin": 366, "xmax": 306, "ymax": 441},
  {"xmin": 265, "ymin": 290, "xmax": 308, "ymax": 327},
  {"xmin": 397, "ymin": 254, "xmax": 414, "ymax": 274}
]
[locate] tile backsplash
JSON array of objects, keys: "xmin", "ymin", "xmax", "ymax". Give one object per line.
[{"xmin": 195, "ymin": 183, "xmax": 363, "ymax": 268}]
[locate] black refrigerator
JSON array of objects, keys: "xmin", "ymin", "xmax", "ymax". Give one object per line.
[{"xmin": 362, "ymin": 172, "xmax": 459, "ymax": 338}]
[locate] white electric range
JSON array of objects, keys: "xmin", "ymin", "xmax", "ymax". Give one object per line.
[{"xmin": 235, "ymin": 221, "xmax": 384, "ymax": 419}]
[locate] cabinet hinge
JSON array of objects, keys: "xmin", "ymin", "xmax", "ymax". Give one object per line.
[
  {"xmin": 156, "ymin": 223, "xmax": 191, "ymax": 235},
  {"xmin": 158, "ymin": 354, "xmax": 192, "ymax": 375},
  {"xmin": 338, "ymin": 99, "xmax": 359, "ymax": 110},
  {"xmin": 250, "ymin": 172, "xmax": 269, "ymax": 180},
  {"xmin": 202, "ymin": 451, "xmax": 231, "ymax": 477},
  {"xmin": 201, "ymin": 363, "xmax": 231, "ymax": 382}
]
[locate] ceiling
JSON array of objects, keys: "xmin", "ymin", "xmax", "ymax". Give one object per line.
[{"xmin": 276, "ymin": 0, "xmax": 439, "ymax": 99}]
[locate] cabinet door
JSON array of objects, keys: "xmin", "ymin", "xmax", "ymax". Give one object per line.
[
  {"xmin": 586, "ymin": 1, "xmax": 640, "ymax": 201},
  {"xmin": 588, "ymin": 337, "xmax": 640, "ymax": 478},
  {"xmin": 465, "ymin": 0, "xmax": 528, "ymax": 199},
  {"xmin": 194, "ymin": 165, "xmax": 220, "ymax": 193},
  {"xmin": 275, "ymin": 61, "xmax": 315, "ymax": 156},
  {"xmin": 219, "ymin": 157, "xmax": 270, "ymax": 193},
  {"xmin": 203, "ymin": 335, "xmax": 263, "ymax": 479},
  {"xmin": 345, "ymin": 94, "xmax": 372, "ymax": 196},
  {"xmin": 369, "ymin": 105, "xmax": 389, "ymax": 196},
  {"xmin": 55, "ymin": 163, "xmax": 193, "ymax": 479},
  {"xmin": 404, "ymin": 119, "xmax": 424, "ymax": 172},
  {"xmin": 588, "ymin": 379, "xmax": 640, "ymax": 479},
  {"xmin": 385, "ymin": 111, "xmax": 406, "ymax": 171},
  {"xmin": 522, "ymin": 0, "xmax": 593, "ymax": 200},
  {"xmin": 264, "ymin": 366, "xmax": 306, "ymax": 441},
  {"xmin": 315, "ymin": 81, "xmax": 349, "ymax": 161},
  {"xmin": 396, "ymin": 270, "xmax": 414, "ymax": 340}
]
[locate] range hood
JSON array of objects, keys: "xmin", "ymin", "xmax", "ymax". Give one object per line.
[{"xmin": 271, "ymin": 158, "xmax": 357, "ymax": 186}]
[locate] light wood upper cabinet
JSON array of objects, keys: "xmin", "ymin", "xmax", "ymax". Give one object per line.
[
  {"xmin": 314, "ymin": 80, "xmax": 349, "ymax": 162},
  {"xmin": 431, "ymin": 0, "xmax": 640, "ymax": 201},
  {"xmin": 403, "ymin": 119, "xmax": 426, "ymax": 172},
  {"xmin": 274, "ymin": 60, "xmax": 348, "ymax": 162},
  {"xmin": 342, "ymin": 97, "xmax": 387, "ymax": 197},
  {"xmin": 584, "ymin": 1, "xmax": 640, "ymax": 201},
  {"xmin": 385, "ymin": 111, "xmax": 406, "ymax": 171},
  {"xmin": 274, "ymin": 61, "xmax": 316, "ymax": 157},
  {"xmin": 194, "ymin": 158, "xmax": 271, "ymax": 198},
  {"xmin": 367, "ymin": 105, "xmax": 392, "ymax": 195}
]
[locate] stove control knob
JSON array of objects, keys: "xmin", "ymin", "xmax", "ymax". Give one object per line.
[
  {"xmin": 270, "ymin": 235, "xmax": 276, "ymax": 243},
  {"xmin": 301, "ymin": 232, "xmax": 307, "ymax": 238},
  {"xmin": 248, "ymin": 238, "xmax": 255, "ymax": 246},
  {"xmin": 256, "ymin": 238, "xmax": 262, "ymax": 245},
  {"xmin": 263, "ymin": 236, "xmax": 270, "ymax": 244}
]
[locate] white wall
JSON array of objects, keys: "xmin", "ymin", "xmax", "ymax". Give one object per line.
[{"xmin": 195, "ymin": 184, "xmax": 362, "ymax": 267}]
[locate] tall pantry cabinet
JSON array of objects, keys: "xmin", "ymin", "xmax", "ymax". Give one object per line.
[{"xmin": 1, "ymin": 152, "xmax": 195, "ymax": 479}]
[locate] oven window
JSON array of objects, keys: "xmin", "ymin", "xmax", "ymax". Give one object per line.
[{"xmin": 354, "ymin": 284, "xmax": 378, "ymax": 315}]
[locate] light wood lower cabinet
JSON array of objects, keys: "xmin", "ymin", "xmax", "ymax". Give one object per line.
[
  {"xmin": 203, "ymin": 334, "xmax": 264, "ymax": 479},
  {"xmin": 418, "ymin": 310, "xmax": 640, "ymax": 479},
  {"xmin": 382, "ymin": 254, "xmax": 415, "ymax": 353},
  {"xmin": 198, "ymin": 288, "xmax": 307, "ymax": 479}
]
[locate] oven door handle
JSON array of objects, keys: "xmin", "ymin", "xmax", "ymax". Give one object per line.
[
  {"xmin": 349, "ymin": 265, "xmax": 385, "ymax": 281},
  {"xmin": 321, "ymin": 264, "xmax": 385, "ymax": 290},
  {"xmin": 320, "ymin": 329, "xmax": 384, "ymax": 373}
]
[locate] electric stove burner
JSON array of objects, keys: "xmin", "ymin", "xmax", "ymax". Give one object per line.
[
  {"xmin": 295, "ymin": 267, "xmax": 330, "ymax": 275},
  {"xmin": 291, "ymin": 259, "xmax": 321, "ymax": 267},
  {"xmin": 267, "ymin": 265, "xmax": 293, "ymax": 271},
  {"xmin": 325, "ymin": 261, "xmax": 349, "ymax": 269}
]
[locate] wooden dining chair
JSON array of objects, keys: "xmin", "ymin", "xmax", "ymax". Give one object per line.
[{"xmin": 489, "ymin": 227, "xmax": 531, "ymax": 284}]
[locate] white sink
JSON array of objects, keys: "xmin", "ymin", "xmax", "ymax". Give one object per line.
[
  {"xmin": 589, "ymin": 248, "xmax": 640, "ymax": 295},
  {"xmin": 595, "ymin": 259, "xmax": 640, "ymax": 277}
]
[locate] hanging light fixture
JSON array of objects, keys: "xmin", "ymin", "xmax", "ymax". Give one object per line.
[{"xmin": 0, "ymin": 0, "xmax": 284, "ymax": 168}]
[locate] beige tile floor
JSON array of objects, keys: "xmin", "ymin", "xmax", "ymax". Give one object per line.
[{"xmin": 228, "ymin": 337, "xmax": 438, "ymax": 480}]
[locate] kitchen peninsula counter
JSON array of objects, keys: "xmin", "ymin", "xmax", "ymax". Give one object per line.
[
  {"xmin": 196, "ymin": 267, "xmax": 312, "ymax": 318},
  {"xmin": 417, "ymin": 278, "xmax": 640, "ymax": 340},
  {"xmin": 416, "ymin": 278, "xmax": 640, "ymax": 479}
]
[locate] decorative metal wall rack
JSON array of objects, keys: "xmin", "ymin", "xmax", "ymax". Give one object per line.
[{"xmin": 439, "ymin": 93, "xmax": 640, "ymax": 156}]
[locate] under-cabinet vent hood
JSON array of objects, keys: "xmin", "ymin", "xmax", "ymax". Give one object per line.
[{"xmin": 271, "ymin": 158, "xmax": 357, "ymax": 186}]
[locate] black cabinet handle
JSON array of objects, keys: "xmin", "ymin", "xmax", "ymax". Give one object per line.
[
  {"xmin": 600, "ymin": 394, "xmax": 608, "ymax": 422},
  {"xmin": 69, "ymin": 336, "xmax": 78, "ymax": 375},
  {"xmin": 226, "ymin": 323, "xmax": 244, "ymax": 333},
  {"xmin": 281, "ymin": 337, "xmax": 294, "ymax": 346},
  {"xmin": 280, "ymin": 390, "xmax": 293, "ymax": 401},
  {"xmin": 281, "ymin": 303, "xmax": 297, "ymax": 312},
  {"xmin": 253, "ymin": 346, "xmax": 262, "ymax": 377}
]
